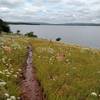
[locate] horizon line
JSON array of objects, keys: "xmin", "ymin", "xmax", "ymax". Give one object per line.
[{"xmin": 6, "ymin": 21, "xmax": 100, "ymax": 26}]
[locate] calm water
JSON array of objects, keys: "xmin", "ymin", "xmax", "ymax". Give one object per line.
[{"xmin": 10, "ymin": 25, "xmax": 100, "ymax": 49}]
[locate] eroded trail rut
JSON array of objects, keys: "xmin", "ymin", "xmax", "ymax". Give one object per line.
[{"xmin": 21, "ymin": 45, "xmax": 44, "ymax": 100}]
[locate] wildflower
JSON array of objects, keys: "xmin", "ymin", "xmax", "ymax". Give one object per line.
[
  {"xmin": 10, "ymin": 96, "xmax": 16, "ymax": 100},
  {"xmin": 49, "ymin": 58, "xmax": 52, "ymax": 61},
  {"xmin": 0, "ymin": 81, "xmax": 6, "ymax": 86},
  {"xmin": 16, "ymin": 72, "xmax": 19, "ymax": 74},
  {"xmin": 6, "ymin": 71, "xmax": 11, "ymax": 75},
  {"xmin": 4, "ymin": 93, "xmax": 9, "ymax": 97},
  {"xmin": 2, "ymin": 58, "xmax": 6, "ymax": 63},
  {"xmin": 0, "ymin": 71, "xmax": 3, "ymax": 74},
  {"xmin": 66, "ymin": 73, "xmax": 69, "ymax": 76},
  {"xmin": 10, "ymin": 70, "xmax": 13, "ymax": 73},
  {"xmin": 6, "ymin": 63, "xmax": 9, "ymax": 66},
  {"xmin": 17, "ymin": 97, "xmax": 20, "ymax": 100},
  {"xmin": 6, "ymin": 75, "xmax": 10, "ymax": 77},
  {"xmin": 72, "ymin": 67, "xmax": 76, "ymax": 70},
  {"xmin": 4, "ymin": 69, "xmax": 9, "ymax": 72},
  {"xmin": 18, "ymin": 69, "xmax": 21, "ymax": 72},
  {"xmin": 53, "ymin": 78, "xmax": 56, "ymax": 81},
  {"xmin": 7, "ymin": 98, "xmax": 11, "ymax": 100},
  {"xmin": 91, "ymin": 92, "xmax": 97, "ymax": 96},
  {"xmin": 96, "ymin": 71, "xmax": 100, "ymax": 74},
  {"xmin": 13, "ymin": 75, "xmax": 17, "ymax": 78}
]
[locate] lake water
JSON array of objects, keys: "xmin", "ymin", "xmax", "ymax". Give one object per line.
[{"xmin": 10, "ymin": 25, "xmax": 100, "ymax": 49}]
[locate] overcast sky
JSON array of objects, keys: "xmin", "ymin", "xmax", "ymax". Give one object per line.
[{"xmin": 0, "ymin": 0, "xmax": 100, "ymax": 23}]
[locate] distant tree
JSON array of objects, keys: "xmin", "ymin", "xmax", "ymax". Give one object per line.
[
  {"xmin": 0, "ymin": 19, "xmax": 10, "ymax": 33},
  {"xmin": 56, "ymin": 37, "xmax": 61, "ymax": 41},
  {"xmin": 25, "ymin": 32, "xmax": 38, "ymax": 38},
  {"xmin": 17, "ymin": 30, "xmax": 20, "ymax": 34},
  {"xmin": 16, "ymin": 30, "xmax": 21, "ymax": 35}
]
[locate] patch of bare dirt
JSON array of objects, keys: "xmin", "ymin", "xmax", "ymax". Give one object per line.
[{"xmin": 20, "ymin": 45, "xmax": 44, "ymax": 100}]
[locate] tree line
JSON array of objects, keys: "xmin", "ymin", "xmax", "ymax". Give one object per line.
[
  {"xmin": 0, "ymin": 19, "xmax": 38, "ymax": 38},
  {"xmin": 0, "ymin": 19, "xmax": 10, "ymax": 34},
  {"xmin": 0, "ymin": 19, "xmax": 61, "ymax": 41}
]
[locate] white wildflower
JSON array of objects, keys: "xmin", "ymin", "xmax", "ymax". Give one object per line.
[
  {"xmin": 52, "ymin": 78, "xmax": 56, "ymax": 81},
  {"xmin": 72, "ymin": 67, "xmax": 76, "ymax": 70},
  {"xmin": 4, "ymin": 69, "xmax": 8, "ymax": 72},
  {"xmin": 6, "ymin": 63, "xmax": 9, "ymax": 66},
  {"xmin": 97, "ymin": 71, "xmax": 100, "ymax": 74},
  {"xmin": 2, "ymin": 58, "xmax": 6, "ymax": 63},
  {"xmin": 17, "ymin": 97, "xmax": 20, "ymax": 100},
  {"xmin": 18, "ymin": 69, "xmax": 21, "ymax": 72},
  {"xmin": 0, "ymin": 81, "xmax": 6, "ymax": 86},
  {"xmin": 16, "ymin": 72, "xmax": 19, "ymax": 74},
  {"xmin": 66, "ymin": 73, "xmax": 69, "ymax": 76},
  {"xmin": 0, "ymin": 71, "xmax": 3, "ymax": 74},
  {"xmin": 49, "ymin": 58, "xmax": 52, "ymax": 61},
  {"xmin": 91, "ymin": 92, "xmax": 97, "ymax": 96},
  {"xmin": 13, "ymin": 75, "xmax": 17, "ymax": 78},
  {"xmin": 38, "ymin": 56, "xmax": 41, "ymax": 58},
  {"xmin": 6, "ymin": 71, "xmax": 11, "ymax": 75},
  {"xmin": 4, "ymin": 93, "xmax": 9, "ymax": 97},
  {"xmin": 10, "ymin": 70, "xmax": 13, "ymax": 73},
  {"xmin": 10, "ymin": 96, "xmax": 16, "ymax": 100},
  {"xmin": 6, "ymin": 75, "xmax": 10, "ymax": 77},
  {"xmin": 7, "ymin": 98, "xmax": 11, "ymax": 100}
]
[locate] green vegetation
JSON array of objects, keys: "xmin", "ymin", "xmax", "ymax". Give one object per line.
[
  {"xmin": 32, "ymin": 40, "xmax": 100, "ymax": 100},
  {"xmin": 0, "ymin": 19, "xmax": 10, "ymax": 34},
  {"xmin": 0, "ymin": 35, "xmax": 29, "ymax": 99},
  {"xmin": 25, "ymin": 32, "xmax": 38, "ymax": 38},
  {"xmin": 0, "ymin": 35, "xmax": 100, "ymax": 100}
]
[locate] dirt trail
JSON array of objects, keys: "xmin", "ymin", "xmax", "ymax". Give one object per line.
[{"xmin": 20, "ymin": 45, "xmax": 44, "ymax": 100}]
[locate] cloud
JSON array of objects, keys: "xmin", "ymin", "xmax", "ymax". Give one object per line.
[
  {"xmin": 0, "ymin": 0, "xmax": 24, "ymax": 8},
  {"xmin": 0, "ymin": 0, "xmax": 100, "ymax": 23},
  {"xmin": 0, "ymin": 7, "xmax": 10, "ymax": 12}
]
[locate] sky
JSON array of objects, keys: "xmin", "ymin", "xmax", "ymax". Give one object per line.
[{"xmin": 0, "ymin": 0, "xmax": 100, "ymax": 23}]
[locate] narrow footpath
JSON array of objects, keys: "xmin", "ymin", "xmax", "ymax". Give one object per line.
[{"xmin": 20, "ymin": 45, "xmax": 44, "ymax": 100}]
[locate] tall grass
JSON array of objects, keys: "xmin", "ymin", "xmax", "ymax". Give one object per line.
[
  {"xmin": 0, "ymin": 36, "xmax": 28, "ymax": 99},
  {"xmin": 32, "ymin": 40, "xmax": 100, "ymax": 100}
]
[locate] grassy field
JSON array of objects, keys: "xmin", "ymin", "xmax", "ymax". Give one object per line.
[
  {"xmin": 0, "ymin": 35, "xmax": 100, "ymax": 100},
  {"xmin": 32, "ymin": 39, "xmax": 100, "ymax": 100},
  {"xmin": 0, "ymin": 35, "xmax": 30, "ymax": 100}
]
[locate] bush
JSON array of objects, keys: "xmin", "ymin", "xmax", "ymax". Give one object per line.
[
  {"xmin": 56, "ymin": 37, "xmax": 61, "ymax": 41},
  {"xmin": 0, "ymin": 19, "xmax": 10, "ymax": 33},
  {"xmin": 25, "ymin": 32, "xmax": 37, "ymax": 38}
]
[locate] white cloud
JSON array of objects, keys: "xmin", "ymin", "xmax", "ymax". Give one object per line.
[
  {"xmin": 0, "ymin": 7, "xmax": 10, "ymax": 12},
  {"xmin": 0, "ymin": 0, "xmax": 100, "ymax": 23}
]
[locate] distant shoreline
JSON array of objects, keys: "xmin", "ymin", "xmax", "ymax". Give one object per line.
[{"xmin": 7, "ymin": 22, "xmax": 100, "ymax": 26}]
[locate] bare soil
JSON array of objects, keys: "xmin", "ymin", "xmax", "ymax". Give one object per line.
[{"xmin": 20, "ymin": 45, "xmax": 44, "ymax": 100}]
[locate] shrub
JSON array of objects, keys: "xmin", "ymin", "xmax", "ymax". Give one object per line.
[
  {"xmin": 25, "ymin": 32, "xmax": 37, "ymax": 38},
  {"xmin": 56, "ymin": 37, "xmax": 61, "ymax": 41},
  {"xmin": 0, "ymin": 19, "xmax": 10, "ymax": 33}
]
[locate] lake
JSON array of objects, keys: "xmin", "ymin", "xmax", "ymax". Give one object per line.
[{"xmin": 9, "ymin": 25, "xmax": 100, "ymax": 49}]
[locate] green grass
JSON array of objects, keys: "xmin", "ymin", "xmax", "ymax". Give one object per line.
[
  {"xmin": 0, "ymin": 35, "xmax": 29, "ymax": 99},
  {"xmin": 0, "ymin": 35, "xmax": 100, "ymax": 100},
  {"xmin": 31, "ymin": 39, "xmax": 100, "ymax": 100}
]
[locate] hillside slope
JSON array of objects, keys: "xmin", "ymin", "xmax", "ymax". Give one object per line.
[
  {"xmin": 0, "ymin": 35, "xmax": 100, "ymax": 100},
  {"xmin": 32, "ymin": 39, "xmax": 100, "ymax": 100}
]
